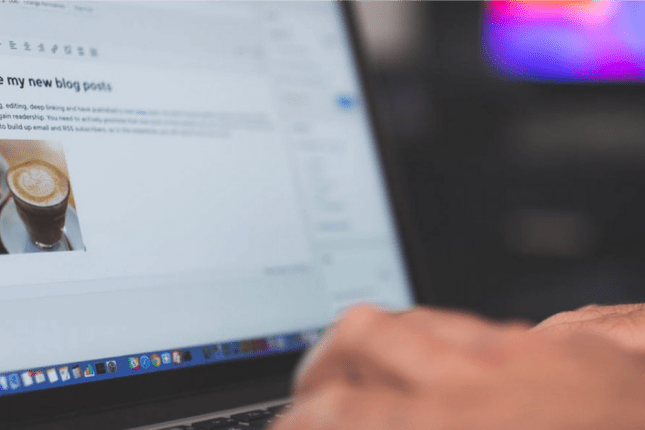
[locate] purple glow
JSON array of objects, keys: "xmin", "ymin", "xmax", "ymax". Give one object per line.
[{"xmin": 482, "ymin": 1, "xmax": 645, "ymax": 82}]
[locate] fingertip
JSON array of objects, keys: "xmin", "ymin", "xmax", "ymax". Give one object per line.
[
  {"xmin": 334, "ymin": 302, "xmax": 390, "ymax": 323},
  {"xmin": 291, "ymin": 324, "xmax": 339, "ymax": 393}
]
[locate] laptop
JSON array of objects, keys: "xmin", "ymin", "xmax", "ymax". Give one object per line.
[{"xmin": 0, "ymin": 3, "xmax": 427, "ymax": 429}]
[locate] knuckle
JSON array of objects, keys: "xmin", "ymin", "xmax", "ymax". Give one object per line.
[
  {"xmin": 578, "ymin": 304, "xmax": 603, "ymax": 316},
  {"xmin": 405, "ymin": 305, "xmax": 445, "ymax": 317},
  {"xmin": 336, "ymin": 305, "xmax": 390, "ymax": 344},
  {"xmin": 403, "ymin": 306, "xmax": 489, "ymax": 330},
  {"xmin": 397, "ymin": 307, "xmax": 440, "ymax": 329},
  {"xmin": 495, "ymin": 328, "xmax": 541, "ymax": 356},
  {"xmin": 342, "ymin": 304, "xmax": 386, "ymax": 325},
  {"xmin": 538, "ymin": 306, "xmax": 596, "ymax": 328},
  {"xmin": 500, "ymin": 319, "xmax": 533, "ymax": 333}
]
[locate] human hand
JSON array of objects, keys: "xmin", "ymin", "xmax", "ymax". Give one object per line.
[
  {"xmin": 533, "ymin": 303, "xmax": 645, "ymax": 351},
  {"xmin": 271, "ymin": 305, "xmax": 645, "ymax": 430}
]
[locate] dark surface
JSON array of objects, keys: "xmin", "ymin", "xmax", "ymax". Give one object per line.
[
  {"xmin": 0, "ymin": 194, "xmax": 7, "ymax": 254},
  {"xmin": 357, "ymin": 1, "xmax": 645, "ymax": 322},
  {"xmin": 189, "ymin": 403, "xmax": 287, "ymax": 429},
  {"xmin": 15, "ymin": 376, "xmax": 291, "ymax": 430},
  {"xmin": 192, "ymin": 417, "xmax": 239, "ymax": 429},
  {"xmin": 4, "ymin": 352, "xmax": 300, "ymax": 429},
  {"xmin": 178, "ymin": 404, "xmax": 287, "ymax": 430}
]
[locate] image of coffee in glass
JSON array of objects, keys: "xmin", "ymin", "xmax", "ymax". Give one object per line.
[{"xmin": 6, "ymin": 160, "xmax": 71, "ymax": 248}]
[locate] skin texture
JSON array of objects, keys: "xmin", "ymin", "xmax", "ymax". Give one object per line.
[
  {"xmin": 533, "ymin": 303, "xmax": 645, "ymax": 351},
  {"xmin": 271, "ymin": 304, "xmax": 645, "ymax": 430}
]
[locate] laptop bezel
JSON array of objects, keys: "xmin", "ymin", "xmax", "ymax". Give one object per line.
[{"xmin": 2, "ymin": 3, "xmax": 430, "ymax": 428}]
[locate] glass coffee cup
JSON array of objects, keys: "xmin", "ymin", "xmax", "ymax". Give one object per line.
[{"xmin": 6, "ymin": 160, "xmax": 70, "ymax": 249}]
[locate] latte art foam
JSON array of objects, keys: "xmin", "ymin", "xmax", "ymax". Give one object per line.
[{"xmin": 7, "ymin": 160, "xmax": 69, "ymax": 207}]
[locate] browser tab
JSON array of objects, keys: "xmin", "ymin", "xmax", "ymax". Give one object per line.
[
  {"xmin": 70, "ymin": 2, "xmax": 96, "ymax": 14},
  {"xmin": 20, "ymin": 1, "xmax": 69, "ymax": 13}
]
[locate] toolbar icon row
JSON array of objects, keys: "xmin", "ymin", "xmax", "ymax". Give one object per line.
[{"xmin": 0, "ymin": 38, "xmax": 99, "ymax": 59}]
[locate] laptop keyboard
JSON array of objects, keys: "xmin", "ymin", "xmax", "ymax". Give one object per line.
[{"xmin": 160, "ymin": 404, "xmax": 291, "ymax": 430}]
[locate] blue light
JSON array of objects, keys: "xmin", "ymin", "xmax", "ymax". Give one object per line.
[{"xmin": 336, "ymin": 94, "xmax": 356, "ymax": 110}]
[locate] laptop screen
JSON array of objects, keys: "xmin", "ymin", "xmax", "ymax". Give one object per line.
[{"xmin": 0, "ymin": 2, "xmax": 413, "ymax": 396}]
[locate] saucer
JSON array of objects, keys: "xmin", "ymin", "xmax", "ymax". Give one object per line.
[
  {"xmin": 0, "ymin": 199, "xmax": 84, "ymax": 254},
  {"xmin": 0, "ymin": 154, "xmax": 9, "ymax": 209}
]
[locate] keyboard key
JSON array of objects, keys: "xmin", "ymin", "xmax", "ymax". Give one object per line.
[
  {"xmin": 211, "ymin": 427, "xmax": 260, "ymax": 430},
  {"xmin": 230, "ymin": 409, "xmax": 273, "ymax": 422},
  {"xmin": 267, "ymin": 404, "xmax": 291, "ymax": 415},
  {"xmin": 249, "ymin": 417, "xmax": 278, "ymax": 429},
  {"xmin": 192, "ymin": 417, "xmax": 238, "ymax": 429}
]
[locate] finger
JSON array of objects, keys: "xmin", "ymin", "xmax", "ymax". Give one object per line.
[
  {"xmin": 278, "ymin": 379, "xmax": 498, "ymax": 430},
  {"xmin": 292, "ymin": 305, "xmax": 489, "ymax": 398},
  {"xmin": 292, "ymin": 305, "xmax": 420, "ymax": 396},
  {"xmin": 272, "ymin": 382, "xmax": 413, "ymax": 430}
]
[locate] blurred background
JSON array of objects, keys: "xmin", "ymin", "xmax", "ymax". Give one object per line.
[{"xmin": 352, "ymin": 1, "xmax": 645, "ymax": 323}]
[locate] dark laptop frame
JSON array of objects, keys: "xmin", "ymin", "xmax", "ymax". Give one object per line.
[{"xmin": 3, "ymin": 4, "xmax": 429, "ymax": 429}]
